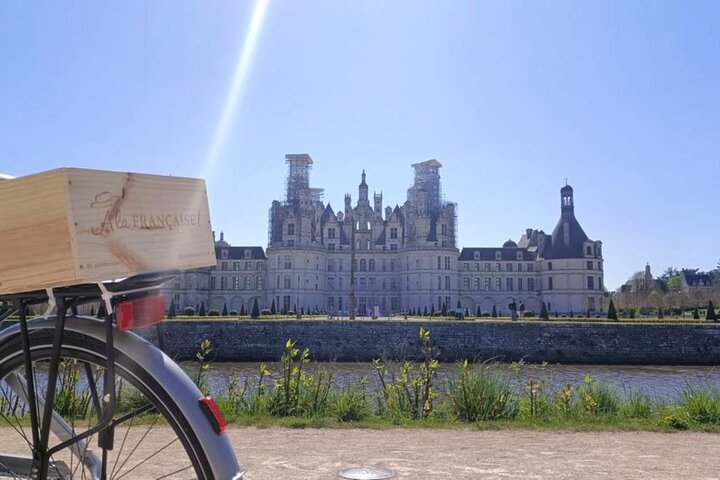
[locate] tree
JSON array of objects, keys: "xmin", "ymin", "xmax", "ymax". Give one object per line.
[
  {"xmin": 666, "ymin": 275, "xmax": 683, "ymax": 293},
  {"xmin": 251, "ymin": 298, "xmax": 260, "ymax": 319},
  {"xmin": 629, "ymin": 309, "xmax": 635, "ymax": 319},
  {"xmin": 441, "ymin": 302, "xmax": 448, "ymax": 316},
  {"xmin": 240, "ymin": 303, "xmax": 246, "ymax": 316},
  {"xmin": 199, "ymin": 302, "xmax": 206, "ymax": 317},
  {"xmin": 222, "ymin": 303, "xmax": 228, "ymax": 316},
  {"xmin": 476, "ymin": 306, "xmax": 481, "ymax": 317},
  {"xmin": 167, "ymin": 299, "xmax": 176, "ymax": 319},
  {"xmin": 423, "ymin": 306, "xmax": 428, "ymax": 316},
  {"xmin": 693, "ymin": 307, "xmax": 700, "ymax": 320},
  {"xmin": 539, "ymin": 302, "xmax": 549, "ymax": 320},
  {"xmin": 706, "ymin": 301, "xmax": 717, "ymax": 321},
  {"xmin": 430, "ymin": 304, "xmax": 435, "ymax": 316},
  {"xmin": 465, "ymin": 307, "xmax": 470, "ymax": 317},
  {"xmin": 657, "ymin": 307, "xmax": 664, "ymax": 319},
  {"xmin": 607, "ymin": 299, "xmax": 618, "ymax": 321},
  {"xmin": 491, "ymin": 305, "xmax": 497, "ymax": 318},
  {"xmin": 270, "ymin": 299, "xmax": 276, "ymax": 315}
]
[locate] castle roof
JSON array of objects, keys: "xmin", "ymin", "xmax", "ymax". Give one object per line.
[
  {"xmin": 215, "ymin": 246, "xmax": 267, "ymax": 260},
  {"xmin": 459, "ymin": 247, "xmax": 536, "ymax": 261}
]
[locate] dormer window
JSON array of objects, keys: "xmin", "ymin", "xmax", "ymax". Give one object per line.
[
  {"xmin": 220, "ymin": 249, "xmax": 229, "ymax": 260},
  {"xmin": 495, "ymin": 251, "xmax": 502, "ymax": 260},
  {"xmin": 473, "ymin": 251, "xmax": 480, "ymax": 261},
  {"xmin": 244, "ymin": 249, "xmax": 251, "ymax": 259},
  {"xmin": 516, "ymin": 252, "xmax": 523, "ymax": 260}
]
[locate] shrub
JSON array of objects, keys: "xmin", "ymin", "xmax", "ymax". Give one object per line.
[
  {"xmin": 481, "ymin": 312, "xmax": 491, "ymax": 318},
  {"xmin": 539, "ymin": 302, "xmax": 549, "ymax": 320},
  {"xmin": 207, "ymin": 309, "xmax": 220, "ymax": 317},
  {"xmin": 251, "ymin": 298, "xmax": 260, "ymax": 319},
  {"xmin": 706, "ymin": 301, "xmax": 717, "ymax": 321},
  {"xmin": 260, "ymin": 308, "xmax": 272, "ymax": 316},
  {"xmin": 607, "ymin": 299, "xmax": 618, "ymax": 321},
  {"xmin": 523, "ymin": 311, "xmax": 535, "ymax": 318},
  {"xmin": 183, "ymin": 306, "xmax": 196, "ymax": 316},
  {"xmin": 229, "ymin": 310, "xmax": 238, "ymax": 316}
]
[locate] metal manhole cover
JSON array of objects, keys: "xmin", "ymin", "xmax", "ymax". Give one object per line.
[{"xmin": 338, "ymin": 467, "xmax": 395, "ymax": 479}]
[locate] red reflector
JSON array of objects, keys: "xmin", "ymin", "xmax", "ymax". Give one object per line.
[
  {"xmin": 199, "ymin": 396, "xmax": 228, "ymax": 434},
  {"xmin": 116, "ymin": 295, "xmax": 165, "ymax": 332}
]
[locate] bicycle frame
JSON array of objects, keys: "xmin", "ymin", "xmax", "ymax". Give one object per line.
[{"xmin": 0, "ymin": 270, "xmax": 244, "ymax": 479}]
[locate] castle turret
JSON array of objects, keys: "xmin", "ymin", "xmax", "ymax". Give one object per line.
[{"xmin": 374, "ymin": 192, "xmax": 383, "ymax": 217}]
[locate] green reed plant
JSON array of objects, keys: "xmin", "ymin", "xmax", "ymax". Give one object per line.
[
  {"xmin": 446, "ymin": 359, "xmax": 518, "ymax": 422},
  {"xmin": 373, "ymin": 327, "xmax": 439, "ymax": 421},
  {"xmin": 578, "ymin": 374, "xmax": 621, "ymax": 416},
  {"xmin": 329, "ymin": 378, "xmax": 371, "ymax": 422},
  {"xmin": 620, "ymin": 391, "xmax": 654, "ymax": 419},
  {"xmin": 678, "ymin": 385, "xmax": 720, "ymax": 424}
]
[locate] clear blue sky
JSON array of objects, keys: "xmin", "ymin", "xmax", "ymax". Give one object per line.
[{"xmin": 1, "ymin": 1, "xmax": 718, "ymax": 290}]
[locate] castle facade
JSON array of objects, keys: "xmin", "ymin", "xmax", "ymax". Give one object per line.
[{"xmin": 163, "ymin": 154, "xmax": 605, "ymax": 316}]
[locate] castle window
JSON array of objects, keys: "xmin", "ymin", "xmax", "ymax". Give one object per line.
[
  {"xmin": 390, "ymin": 244, "xmax": 398, "ymax": 250},
  {"xmin": 473, "ymin": 251, "xmax": 480, "ymax": 261},
  {"xmin": 475, "ymin": 263, "xmax": 480, "ymax": 271},
  {"xmin": 221, "ymin": 249, "xmax": 229, "ymax": 260},
  {"xmin": 495, "ymin": 263, "xmax": 502, "ymax": 272},
  {"xmin": 233, "ymin": 262, "xmax": 240, "ymax": 271},
  {"xmin": 369, "ymin": 259, "xmax": 375, "ymax": 271},
  {"xmin": 528, "ymin": 278, "xmax": 535, "ymax": 291},
  {"xmin": 445, "ymin": 276, "xmax": 450, "ymax": 290},
  {"xmin": 244, "ymin": 276, "xmax": 251, "ymax": 290},
  {"xmin": 547, "ymin": 262, "xmax": 553, "ymax": 271},
  {"xmin": 444, "ymin": 256, "xmax": 451, "ymax": 270},
  {"xmin": 516, "ymin": 252, "xmax": 523, "ymax": 260},
  {"xmin": 587, "ymin": 276, "xmax": 595, "ymax": 290},
  {"xmin": 506, "ymin": 263, "xmax": 513, "ymax": 272},
  {"xmin": 220, "ymin": 277, "xmax": 227, "ymax": 290},
  {"xmin": 245, "ymin": 261, "xmax": 251, "ymax": 270},
  {"xmin": 257, "ymin": 261, "xmax": 263, "ymax": 271},
  {"xmin": 496, "ymin": 278, "xmax": 502, "ymax": 291},
  {"xmin": 221, "ymin": 261, "xmax": 228, "ymax": 271},
  {"xmin": 390, "ymin": 260, "xmax": 396, "ymax": 272},
  {"xmin": 283, "ymin": 277, "xmax": 291, "ymax": 289},
  {"xmin": 587, "ymin": 261, "xmax": 593, "ymax": 270},
  {"xmin": 485, "ymin": 278, "xmax": 491, "ymax": 291},
  {"xmin": 286, "ymin": 240, "xmax": 294, "ymax": 247},
  {"xmin": 390, "ymin": 227, "xmax": 398, "ymax": 239},
  {"xmin": 506, "ymin": 278, "xmax": 514, "ymax": 291},
  {"xmin": 463, "ymin": 263, "xmax": 469, "ymax": 271},
  {"xmin": 257, "ymin": 277, "xmax": 263, "ymax": 290},
  {"xmin": 495, "ymin": 251, "xmax": 502, "ymax": 260},
  {"xmin": 437, "ymin": 276, "xmax": 442, "ymax": 289},
  {"xmin": 475, "ymin": 278, "xmax": 480, "ymax": 290},
  {"xmin": 586, "ymin": 246, "xmax": 592, "ymax": 255},
  {"xmin": 599, "ymin": 276, "xmax": 603, "ymax": 290},
  {"xmin": 360, "ymin": 259, "xmax": 367, "ymax": 272},
  {"xmin": 441, "ymin": 224, "xmax": 447, "ymax": 236},
  {"xmin": 210, "ymin": 277, "xmax": 216, "ymax": 290},
  {"xmin": 328, "ymin": 243, "xmax": 335, "ymax": 250},
  {"xmin": 233, "ymin": 276, "xmax": 240, "ymax": 290},
  {"xmin": 437, "ymin": 256, "xmax": 442, "ymax": 269},
  {"xmin": 527, "ymin": 263, "xmax": 534, "ymax": 272},
  {"xmin": 517, "ymin": 263, "xmax": 523, "ymax": 272},
  {"xmin": 518, "ymin": 278, "xmax": 523, "ymax": 291},
  {"xmin": 485, "ymin": 263, "xmax": 491, "ymax": 272},
  {"xmin": 284, "ymin": 256, "xmax": 292, "ymax": 269},
  {"xmin": 328, "ymin": 277, "xmax": 335, "ymax": 289},
  {"xmin": 287, "ymin": 223, "xmax": 295, "ymax": 236},
  {"xmin": 598, "ymin": 262, "xmax": 602, "ymax": 271},
  {"xmin": 441, "ymin": 240, "xmax": 447, "ymax": 247},
  {"xmin": 328, "ymin": 228, "xmax": 336, "ymax": 239},
  {"xmin": 548, "ymin": 277, "xmax": 554, "ymax": 290}
]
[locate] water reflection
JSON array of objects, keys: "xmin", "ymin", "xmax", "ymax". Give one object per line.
[{"xmin": 196, "ymin": 362, "xmax": 720, "ymax": 401}]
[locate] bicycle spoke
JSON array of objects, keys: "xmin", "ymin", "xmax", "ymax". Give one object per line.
[
  {"xmin": 114, "ymin": 437, "xmax": 179, "ymax": 480},
  {"xmin": 156, "ymin": 464, "xmax": 194, "ymax": 479},
  {"xmin": 110, "ymin": 415, "xmax": 160, "ymax": 478}
]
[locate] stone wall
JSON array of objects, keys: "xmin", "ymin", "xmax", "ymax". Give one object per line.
[{"xmin": 138, "ymin": 320, "xmax": 720, "ymax": 365}]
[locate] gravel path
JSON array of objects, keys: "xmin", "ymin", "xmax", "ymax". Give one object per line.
[
  {"xmin": 2, "ymin": 427, "xmax": 719, "ymax": 479},
  {"xmin": 230, "ymin": 427, "xmax": 720, "ymax": 479}
]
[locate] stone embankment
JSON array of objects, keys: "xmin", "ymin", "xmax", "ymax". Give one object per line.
[{"xmin": 141, "ymin": 320, "xmax": 720, "ymax": 364}]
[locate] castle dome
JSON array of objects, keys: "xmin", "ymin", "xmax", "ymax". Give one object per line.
[{"xmin": 503, "ymin": 239, "xmax": 517, "ymax": 248}]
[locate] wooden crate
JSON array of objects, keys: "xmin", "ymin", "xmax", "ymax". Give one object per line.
[{"xmin": 0, "ymin": 168, "xmax": 216, "ymax": 295}]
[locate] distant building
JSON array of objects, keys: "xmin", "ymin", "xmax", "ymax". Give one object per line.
[
  {"xmin": 681, "ymin": 272, "xmax": 714, "ymax": 293},
  {"xmin": 164, "ymin": 154, "xmax": 605, "ymax": 315}
]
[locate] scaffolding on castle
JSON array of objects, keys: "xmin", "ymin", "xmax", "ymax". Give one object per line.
[{"xmin": 284, "ymin": 153, "xmax": 313, "ymax": 204}]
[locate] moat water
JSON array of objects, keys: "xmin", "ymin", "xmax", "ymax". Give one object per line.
[{"xmin": 199, "ymin": 362, "xmax": 720, "ymax": 401}]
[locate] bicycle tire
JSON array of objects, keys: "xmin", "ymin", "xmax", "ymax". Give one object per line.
[{"xmin": 0, "ymin": 316, "xmax": 244, "ymax": 479}]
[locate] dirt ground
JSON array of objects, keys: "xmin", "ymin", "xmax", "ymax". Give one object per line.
[
  {"xmin": 2, "ymin": 427, "xmax": 719, "ymax": 479},
  {"xmin": 229, "ymin": 427, "xmax": 720, "ymax": 480}
]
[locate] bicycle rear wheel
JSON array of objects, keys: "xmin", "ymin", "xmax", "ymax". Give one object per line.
[{"xmin": 0, "ymin": 319, "xmax": 240, "ymax": 479}]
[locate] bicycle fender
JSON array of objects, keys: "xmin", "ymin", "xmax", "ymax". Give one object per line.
[{"xmin": 0, "ymin": 317, "xmax": 246, "ymax": 480}]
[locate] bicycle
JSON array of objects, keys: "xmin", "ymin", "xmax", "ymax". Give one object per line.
[{"xmin": 0, "ymin": 173, "xmax": 245, "ymax": 479}]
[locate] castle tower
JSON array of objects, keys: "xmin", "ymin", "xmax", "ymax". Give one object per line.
[
  {"xmin": 358, "ymin": 170, "xmax": 369, "ymax": 207},
  {"xmin": 374, "ymin": 192, "xmax": 383, "ymax": 217}
]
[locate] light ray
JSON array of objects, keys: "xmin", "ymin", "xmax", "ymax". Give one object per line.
[{"xmin": 202, "ymin": 0, "xmax": 270, "ymax": 180}]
